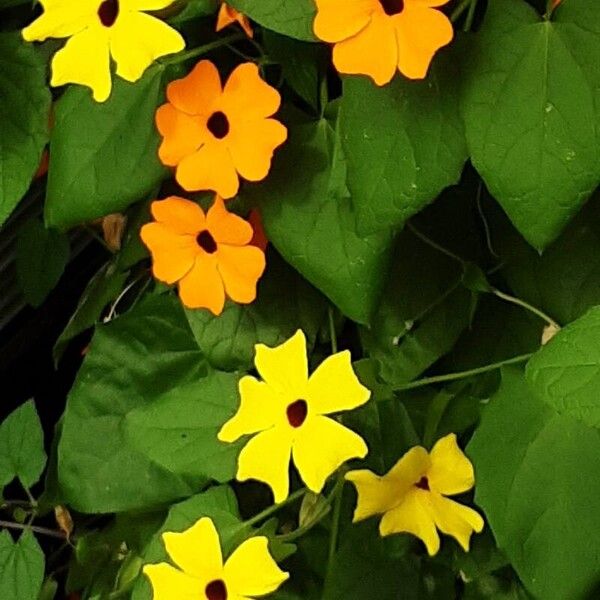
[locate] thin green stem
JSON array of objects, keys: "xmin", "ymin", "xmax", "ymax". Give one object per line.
[
  {"xmin": 328, "ymin": 307, "xmax": 338, "ymax": 354},
  {"xmin": 326, "ymin": 477, "xmax": 344, "ymax": 571},
  {"xmin": 162, "ymin": 33, "xmax": 245, "ymax": 66},
  {"xmin": 0, "ymin": 520, "xmax": 66, "ymax": 540},
  {"xmin": 450, "ymin": 0, "xmax": 472, "ymax": 22},
  {"xmin": 393, "ymin": 353, "xmax": 533, "ymax": 392},
  {"xmin": 491, "ymin": 289, "xmax": 560, "ymax": 330},
  {"xmin": 407, "ymin": 222, "xmax": 464, "ymax": 265},
  {"xmin": 84, "ymin": 225, "xmax": 113, "ymax": 253},
  {"xmin": 463, "ymin": 0, "xmax": 478, "ymax": 32},
  {"xmin": 244, "ymin": 488, "xmax": 306, "ymax": 528}
]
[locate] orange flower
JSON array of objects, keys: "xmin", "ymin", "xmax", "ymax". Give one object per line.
[
  {"xmin": 156, "ymin": 60, "xmax": 287, "ymax": 199},
  {"xmin": 140, "ymin": 195, "xmax": 266, "ymax": 315},
  {"xmin": 216, "ymin": 2, "xmax": 253, "ymax": 38},
  {"xmin": 313, "ymin": 0, "xmax": 453, "ymax": 85}
]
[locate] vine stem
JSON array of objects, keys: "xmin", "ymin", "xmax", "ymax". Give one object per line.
[
  {"xmin": 328, "ymin": 307, "xmax": 338, "ymax": 354},
  {"xmin": 463, "ymin": 0, "xmax": 478, "ymax": 32},
  {"xmin": 161, "ymin": 33, "xmax": 245, "ymax": 66},
  {"xmin": 491, "ymin": 289, "xmax": 560, "ymax": 330},
  {"xmin": 450, "ymin": 0, "xmax": 472, "ymax": 22},
  {"xmin": 244, "ymin": 488, "xmax": 306, "ymax": 528},
  {"xmin": 326, "ymin": 477, "xmax": 344, "ymax": 571},
  {"xmin": 0, "ymin": 520, "xmax": 66, "ymax": 541},
  {"xmin": 393, "ymin": 353, "xmax": 533, "ymax": 392}
]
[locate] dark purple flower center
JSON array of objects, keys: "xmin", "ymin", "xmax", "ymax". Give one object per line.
[
  {"xmin": 205, "ymin": 579, "xmax": 227, "ymax": 600},
  {"xmin": 98, "ymin": 0, "xmax": 119, "ymax": 27},
  {"xmin": 197, "ymin": 230, "xmax": 217, "ymax": 254},
  {"xmin": 415, "ymin": 476, "xmax": 430, "ymax": 491},
  {"xmin": 379, "ymin": 0, "xmax": 404, "ymax": 15},
  {"xmin": 287, "ymin": 400, "xmax": 308, "ymax": 428},
  {"xmin": 207, "ymin": 111, "xmax": 230, "ymax": 139}
]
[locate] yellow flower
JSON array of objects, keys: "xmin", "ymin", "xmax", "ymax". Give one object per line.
[
  {"xmin": 144, "ymin": 517, "xmax": 288, "ymax": 600},
  {"xmin": 346, "ymin": 433, "xmax": 484, "ymax": 556},
  {"xmin": 22, "ymin": 0, "xmax": 185, "ymax": 102},
  {"xmin": 218, "ymin": 330, "xmax": 370, "ymax": 503}
]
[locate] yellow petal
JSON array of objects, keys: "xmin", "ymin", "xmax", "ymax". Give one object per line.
[
  {"xmin": 126, "ymin": 0, "xmax": 178, "ymax": 9},
  {"xmin": 110, "ymin": 11, "xmax": 185, "ymax": 83},
  {"xmin": 313, "ymin": 0, "xmax": 374, "ymax": 43},
  {"xmin": 331, "ymin": 12, "xmax": 398, "ymax": 86},
  {"xmin": 162, "ymin": 517, "xmax": 223, "ymax": 581},
  {"xmin": 384, "ymin": 446, "xmax": 430, "ymax": 492},
  {"xmin": 143, "ymin": 563, "xmax": 200, "ymax": 600},
  {"xmin": 427, "ymin": 433, "xmax": 475, "ymax": 496},
  {"xmin": 427, "ymin": 493, "xmax": 484, "ymax": 552},
  {"xmin": 379, "ymin": 490, "xmax": 440, "ymax": 556},
  {"xmin": 236, "ymin": 426, "xmax": 293, "ymax": 504},
  {"xmin": 224, "ymin": 536, "xmax": 289, "ymax": 597},
  {"xmin": 394, "ymin": 5, "xmax": 453, "ymax": 80},
  {"xmin": 254, "ymin": 330, "xmax": 309, "ymax": 398},
  {"xmin": 306, "ymin": 350, "xmax": 371, "ymax": 416},
  {"xmin": 50, "ymin": 26, "xmax": 112, "ymax": 102},
  {"xmin": 22, "ymin": 1, "xmax": 96, "ymax": 41},
  {"xmin": 218, "ymin": 376, "xmax": 284, "ymax": 443},
  {"xmin": 292, "ymin": 415, "xmax": 367, "ymax": 494}
]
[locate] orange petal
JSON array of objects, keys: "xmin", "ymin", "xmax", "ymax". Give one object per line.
[
  {"xmin": 175, "ymin": 142, "xmax": 240, "ymax": 198},
  {"xmin": 221, "ymin": 63, "xmax": 281, "ymax": 120},
  {"xmin": 407, "ymin": 0, "xmax": 451, "ymax": 7},
  {"xmin": 206, "ymin": 196, "xmax": 253, "ymax": 245},
  {"xmin": 332, "ymin": 13, "xmax": 398, "ymax": 86},
  {"xmin": 394, "ymin": 5, "xmax": 453, "ymax": 80},
  {"xmin": 150, "ymin": 197, "xmax": 206, "ymax": 234},
  {"xmin": 178, "ymin": 253, "xmax": 226, "ymax": 314},
  {"xmin": 156, "ymin": 103, "xmax": 206, "ymax": 166},
  {"xmin": 313, "ymin": 0, "xmax": 375, "ymax": 43},
  {"xmin": 166, "ymin": 60, "xmax": 222, "ymax": 116},
  {"xmin": 216, "ymin": 244, "xmax": 266, "ymax": 304},
  {"xmin": 216, "ymin": 3, "xmax": 254, "ymax": 38},
  {"xmin": 140, "ymin": 222, "xmax": 197, "ymax": 284},
  {"xmin": 228, "ymin": 118, "xmax": 287, "ymax": 182}
]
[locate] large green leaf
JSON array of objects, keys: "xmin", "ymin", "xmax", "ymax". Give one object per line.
[
  {"xmin": 0, "ymin": 530, "xmax": 44, "ymax": 600},
  {"xmin": 468, "ymin": 368, "xmax": 600, "ymax": 600},
  {"xmin": 0, "ymin": 400, "xmax": 46, "ymax": 492},
  {"xmin": 461, "ymin": 0, "xmax": 600, "ymax": 249},
  {"xmin": 0, "ymin": 33, "xmax": 50, "ymax": 227},
  {"xmin": 228, "ymin": 0, "xmax": 316, "ymax": 41},
  {"xmin": 45, "ymin": 65, "xmax": 168, "ymax": 229},
  {"xmin": 245, "ymin": 119, "xmax": 394, "ymax": 324},
  {"xmin": 360, "ymin": 227, "xmax": 472, "ymax": 386},
  {"xmin": 527, "ymin": 306, "xmax": 600, "ymax": 428},
  {"xmin": 58, "ymin": 295, "xmax": 217, "ymax": 513},
  {"xmin": 340, "ymin": 56, "xmax": 468, "ymax": 235},
  {"xmin": 185, "ymin": 251, "xmax": 327, "ymax": 371},
  {"xmin": 15, "ymin": 218, "xmax": 70, "ymax": 307}
]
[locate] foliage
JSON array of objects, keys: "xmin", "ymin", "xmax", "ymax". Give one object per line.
[{"xmin": 1, "ymin": 0, "xmax": 600, "ymax": 599}]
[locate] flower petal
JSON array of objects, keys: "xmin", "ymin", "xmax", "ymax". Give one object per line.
[
  {"xmin": 126, "ymin": 0, "xmax": 179, "ymax": 9},
  {"xmin": 332, "ymin": 12, "xmax": 397, "ymax": 86},
  {"xmin": 236, "ymin": 426, "xmax": 293, "ymax": 504},
  {"xmin": 224, "ymin": 537, "xmax": 289, "ymax": 597},
  {"xmin": 218, "ymin": 376, "xmax": 285, "ymax": 443},
  {"xmin": 306, "ymin": 350, "xmax": 370, "ymax": 415},
  {"xmin": 176, "ymin": 143, "xmax": 240, "ymax": 198},
  {"xmin": 110, "ymin": 11, "xmax": 184, "ymax": 83},
  {"xmin": 156, "ymin": 104, "xmax": 206, "ymax": 166},
  {"xmin": 140, "ymin": 222, "xmax": 197, "ymax": 284},
  {"xmin": 167, "ymin": 60, "xmax": 222, "ymax": 116},
  {"xmin": 227, "ymin": 118, "xmax": 287, "ymax": 182},
  {"xmin": 254, "ymin": 330, "xmax": 309, "ymax": 397},
  {"xmin": 22, "ymin": 0, "xmax": 97, "ymax": 41},
  {"xmin": 292, "ymin": 415, "xmax": 367, "ymax": 494},
  {"xmin": 407, "ymin": 0, "xmax": 451, "ymax": 7},
  {"xmin": 150, "ymin": 197, "xmax": 206, "ymax": 234},
  {"xmin": 162, "ymin": 517, "xmax": 223, "ymax": 580},
  {"xmin": 427, "ymin": 493, "xmax": 484, "ymax": 552},
  {"xmin": 217, "ymin": 4, "xmax": 254, "ymax": 38},
  {"xmin": 345, "ymin": 469, "xmax": 404, "ymax": 522},
  {"xmin": 143, "ymin": 563, "xmax": 200, "ymax": 600},
  {"xmin": 178, "ymin": 253, "xmax": 226, "ymax": 314},
  {"xmin": 216, "ymin": 245, "xmax": 266, "ymax": 304},
  {"xmin": 379, "ymin": 490, "xmax": 440, "ymax": 555},
  {"xmin": 50, "ymin": 27, "xmax": 112, "ymax": 102},
  {"xmin": 222, "ymin": 63, "xmax": 282, "ymax": 120},
  {"xmin": 394, "ymin": 5, "xmax": 453, "ymax": 80},
  {"xmin": 427, "ymin": 433, "xmax": 475, "ymax": 496},
  {"xmin": 313, "ymin": 0, "xmax": 374, "ymax": 43},
  {"xmin": 207, "ymin": 196, "xmax": 253, "ymax": 245}
]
